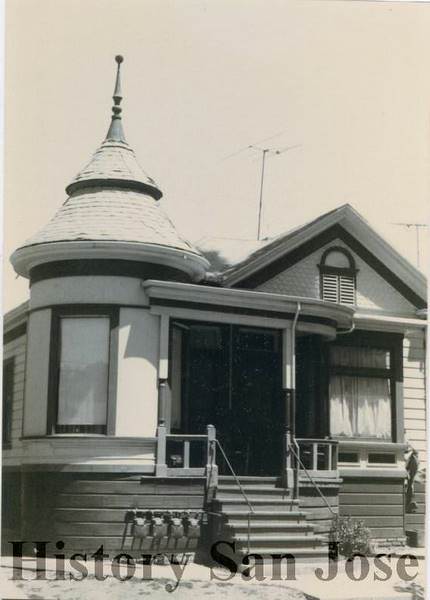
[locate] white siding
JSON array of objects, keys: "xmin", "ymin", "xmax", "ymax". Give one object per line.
[
  {"xmin": 3, "ymin": 333, "xmax": 27, "ymax": 464},
  {"xmin": 403, "ymin": 329, "xmax": 426, "ymax": 464}
]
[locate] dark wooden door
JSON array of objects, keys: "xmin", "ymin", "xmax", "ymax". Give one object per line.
[
  {"xmin": 177, "ymin": 322, "xmax": 284, "ymax": 476},
  {"xmin": 229, "ymin": 326, "xmax": 283, "ymax": 475}
]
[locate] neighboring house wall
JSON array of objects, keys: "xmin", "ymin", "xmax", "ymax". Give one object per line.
[
  {"xmin": 3, "ymin": 332, "xmax": 27, "ymax": 466},
  {"xmin": 403, "ymin": 328, "xmax": 426, "ymax": 464},
  {"xmin": 256, "ymin": 239, "xmax": 416, "ymax": 315}
]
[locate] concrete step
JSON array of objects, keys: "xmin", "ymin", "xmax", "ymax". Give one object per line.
[
  {"xmin": 234, "ymin": 546, "xmax": 329, "ymax": 559},
  {"xmin": 227, "ymin": 521, "xmax": 314, "ymax": 534},
  {"xmin": 214, "ymin": 497, "xmax": 299, "ymax": 511},
  {"xmin": 220, "ymin": 509, "xmax": 308, "ymax": 521},
  {"xmin": 219, "ymin": 476, "xmax": 278, "ymax": 485},
  {"xmin": 217, "ymin": 485, "xmax": 290, "ymax": 497},
  {"xmin": 233, "ymin": 534, "xmax": 326, "ymax": 548}
]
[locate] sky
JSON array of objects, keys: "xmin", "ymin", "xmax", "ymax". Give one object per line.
[{"xmin": 4, "ymin": 0, "xmax": 430, "ymax": 311}]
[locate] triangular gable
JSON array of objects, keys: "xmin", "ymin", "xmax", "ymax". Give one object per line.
[{"xmin": 223, "ymin": 205, "xmax": 427, "ymax": 310}]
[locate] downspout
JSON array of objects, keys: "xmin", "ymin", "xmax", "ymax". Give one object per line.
[
  {"xmin": 290, "ymin": 302, "xmax": 301, "ymax": 439},
  {"xmin": 336, "ymin": 321, "xmax": 355, "ymax": 335},
  {"xmin": 289, "ymin": 302, "xmax": 301, "ymax": 499}
]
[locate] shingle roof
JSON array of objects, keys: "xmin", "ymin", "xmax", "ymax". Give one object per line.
[
  {"xmin": 22, "ymin": 188, "xmax": 197, "ymax": 253},
  {"xmin": 65, "ymin": 139, "xmax": 162, "ymax": 199}
]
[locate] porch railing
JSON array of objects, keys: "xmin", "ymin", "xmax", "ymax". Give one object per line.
[
  {"xmin": 155, "ymin": 424, "xmax": 218, "ymax": 489},
  {"xmin": 296, "ymin": 438, "xmax": 338, "ymax": 472}
]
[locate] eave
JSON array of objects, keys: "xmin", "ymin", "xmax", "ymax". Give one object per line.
[
  {"xmin": 143, "ymin": 279, "xmax": 354, "ymax": 338},
  {"xmin": 222, "ymin": 205, "xmax": 427, "ymax": 309}
]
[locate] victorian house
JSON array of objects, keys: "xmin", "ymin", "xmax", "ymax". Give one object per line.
[{"xmin": 2, "ymin": 57, "xmax": 427, "ymax": 559}]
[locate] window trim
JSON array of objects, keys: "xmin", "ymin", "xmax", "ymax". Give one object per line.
[
  {"xmin": 319, "ymin": 246, "xmax": 358, "ymax": 305},
  {"xmin": 3, "ymin": 357, "xmax": 15, "ymax": 449},
  {"xmin": 47, "ymin": 305, "xmax": 119, "ymax": 436},
  {"xmin": 325, "ymin": 331, "xmax": 403, "ymax": 443}
]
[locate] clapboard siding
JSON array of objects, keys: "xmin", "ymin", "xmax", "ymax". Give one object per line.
[
  {"xmin": 22, "ymin": 472, "xmax": 206, "ymax": 556},
  {"xmin": 299, "ymin": 480, "xmax": 340, "ymax": 536},
  {"xmin": 339, "ymin": 477, "xmax": 405, "ymax": 542},
  {"xmin": 3, "ymin": 332, "xmax": 27, "ymax": 463},
  {"xmin": 403, "ymin": 331, "xmax": 426, "ymax": 465}
]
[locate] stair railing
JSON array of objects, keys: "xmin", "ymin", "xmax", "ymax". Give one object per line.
[
  {"xmin": 288, "ymin": 441, "xmax": 337, "ymax": 517},
  {"xmin": 214, "ymin": 438, "xmax": 254, "ymax": 554}
]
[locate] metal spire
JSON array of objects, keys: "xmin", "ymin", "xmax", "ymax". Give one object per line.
[{"xmin": 105, "ymin": 55, "xmax": 126, "ymax": 142}]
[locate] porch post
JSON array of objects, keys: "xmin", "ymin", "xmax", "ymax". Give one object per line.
[
  {"xmin": 282, "ymin": 326, "xmax": 295, "ymax": 489},
  {"xmin": 206, "ymin": 424, "xmax": 218, "ymax": 500},
  {"xmin": 155, "ymin": 422, "xmax": 168, "ymax": 477},
  {"xmin": 158, "ymin": 314, "xmax": 170, "ymax": 428}
]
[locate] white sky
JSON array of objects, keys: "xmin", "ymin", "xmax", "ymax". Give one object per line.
[{"xmin": 4, "ymin": 0, "xmax": 430, "ymax": 311}]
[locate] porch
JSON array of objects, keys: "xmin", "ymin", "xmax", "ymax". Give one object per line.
[{"xmin": 154, "ymin": 422, "xmax": 339, "ymax": 490}]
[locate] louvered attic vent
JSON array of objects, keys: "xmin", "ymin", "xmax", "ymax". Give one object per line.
[{"xmin": 319, "ymin": 247, "xmax": 357, "ymax": 306}]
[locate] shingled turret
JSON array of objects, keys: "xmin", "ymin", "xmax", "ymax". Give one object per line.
[{"xmin": 11, "ymin": 56, "xmax": 209, "ymax": 282}]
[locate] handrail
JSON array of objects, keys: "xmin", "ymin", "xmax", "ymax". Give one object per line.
[
  {"xmin": 214, "ymin": 438, "xmax": 254, "ymax": 554},
  {"xmin": 288, "ymin": 442, "xmax": 337, "ymax": 516},
  {"xmin": 215, "ymin": 439, "xmax": 254, "ymax": 514}
]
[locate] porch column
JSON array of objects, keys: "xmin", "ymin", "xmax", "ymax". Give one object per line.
[
  {"xmin": 282, "ymin": 325, "xmax": 295, "ymax": 489},
  {"xmin": 282, "ymin": 325, "xmax": 295, "ymax": 437},
  {"xmin": 158, "ymin": 314, "xmax": 170, "ymax": 428}
]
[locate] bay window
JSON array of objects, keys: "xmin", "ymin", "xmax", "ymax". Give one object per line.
[
  {"xmin": 329, "ymin": 333, "xmax": 402, "ymax": 441},
  {"xmin": 48, "ymin": 307, "xmax": 118, "ymax": 434}
]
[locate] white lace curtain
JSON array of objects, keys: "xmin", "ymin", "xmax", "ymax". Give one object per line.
[{"xmin": 329, "ymin": 346, "xmax": 391, "ymax": 439}]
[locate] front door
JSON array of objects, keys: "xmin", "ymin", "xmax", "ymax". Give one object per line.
[{"xmin": 170, "ymin": 321, "xmax": 284, "ymax": 476}]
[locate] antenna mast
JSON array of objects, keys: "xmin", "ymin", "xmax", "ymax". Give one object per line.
[
  {"xmin": 392, "ymin": 222, "xmax": 428, "ymax": 268},
  {"xmin": 249, "ymin": 144, "xmax": 300, "ymax": 240}
]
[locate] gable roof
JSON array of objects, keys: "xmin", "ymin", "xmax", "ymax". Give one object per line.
[{"xmin": 218, "ymin": 204, "xmax": 427, "ymax": 309}]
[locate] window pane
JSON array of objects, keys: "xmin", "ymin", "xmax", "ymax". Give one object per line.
[
  {"xmin": 57, "ymin": 317, "xmax": 110, "ymax": 426},
  {"xmin": 330, "ymin": 375, "xmax": 391, "ymax": 439},
  {"xmin": 330, "ymin": 346, "xmax": 390, "ymax": 369}
]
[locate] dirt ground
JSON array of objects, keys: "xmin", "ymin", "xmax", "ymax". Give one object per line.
[{"xmin": 0, "ymin": 554, "xmax": 425, "ymax": 600}]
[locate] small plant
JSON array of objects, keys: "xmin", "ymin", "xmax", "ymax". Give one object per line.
[{"xmin": 329, "ymin": 515, "xmax": 371, "ymax": 558}]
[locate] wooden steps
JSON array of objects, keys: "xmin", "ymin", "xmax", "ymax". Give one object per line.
[{"xmin": 211, "ymin": 476, "xmax": 328, "ymax": 558}]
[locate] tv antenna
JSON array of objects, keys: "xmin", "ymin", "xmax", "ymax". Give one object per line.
[
  {"xmin": 391, "ymin": 222, "xmax": 428, "ymax": 268},
  {"xmin": 248, "ymin": 144, "xmax": 300, "ymax": 240}
]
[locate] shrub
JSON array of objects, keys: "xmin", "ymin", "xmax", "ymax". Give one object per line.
[{"xmin": 329, "ymin": 515, "xmax": 371, "ymax": 558}]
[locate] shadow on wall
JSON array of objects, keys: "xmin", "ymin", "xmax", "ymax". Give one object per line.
[{"xmin": 122, "ymin": 310, "xmax": 159, "ymax": 360}]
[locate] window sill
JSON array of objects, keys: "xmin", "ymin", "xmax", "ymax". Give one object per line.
[{"xmin": 337, "ymin": 439, "xmax": 407, "ymax": 451}]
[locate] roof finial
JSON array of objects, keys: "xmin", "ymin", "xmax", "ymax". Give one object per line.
[{"xmin": 105, "ymin": 55, "xmax": 126, "ymax": 142}]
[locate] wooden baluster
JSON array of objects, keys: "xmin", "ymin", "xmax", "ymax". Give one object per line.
[
  {"xmin": 312, "ymin": 443, "xmax": 318, "ymax": 471},
  {"xmin": 156, "ymin": 423, "xmax": 167, "ymax": 477},
  {"xmin": 206, "ymin": 424, "xmax": 218, "ymax": 498},
  {"xmin": 328, "ymin": 443, "xmax": 332, "ymax": 471},
  {"xmin": 183, "ymin": 440, "xmax": 190, "ymax": 469},
  {"xmin": 333, "ymin": 444, "xmax": 338, "ymax": 470}
]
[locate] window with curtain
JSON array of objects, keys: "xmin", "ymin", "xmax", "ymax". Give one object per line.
[
  {"xmin": 329, "ymin": 345, "xmax": 393, "ymax": 439},
  {"xmin": 56, "ymin": 316, "xmax": 110, "ymax": 434}
]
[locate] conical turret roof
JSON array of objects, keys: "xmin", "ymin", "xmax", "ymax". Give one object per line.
[{"xmin": 11, "ymin": 56, "xmax": 209, "ymax": 281}]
